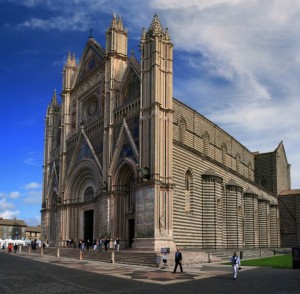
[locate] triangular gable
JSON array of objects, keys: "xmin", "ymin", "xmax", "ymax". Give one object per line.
[
  {"xmin": 62, "ymin": 127, "xmax": 103, "ymax": 191},
  {"xmin": 109, "ymin": 119, "xmax": 139, "ymax": 175},
  {"xmin": 72, "ymin": 38, "xmax": 105, "ymax": 87},
  {"xmin": 46, "ymin": 161, "xmax": 59, "ymax": 198},
  {"xmin": 275, "ymin": 141, "xmax": 289, "ymax": 165},
  {"xmin": 118, "ymin": 59, "xmax": 140, "ymax": 104}
]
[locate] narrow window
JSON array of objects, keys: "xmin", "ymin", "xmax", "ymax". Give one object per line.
[{"xmin": 185, "ymin": 170, "xmax": 193, "ymax": 212}]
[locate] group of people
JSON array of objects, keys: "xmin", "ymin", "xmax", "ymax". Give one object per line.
[
  {"xmin": 76, "ymin": 237, "xmax": 120, "ymax": 252},
  {"xmin": 2, "ymin": 243, "xmax": 18, "ymax": 253}
]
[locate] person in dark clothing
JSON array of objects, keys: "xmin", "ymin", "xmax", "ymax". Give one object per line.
[
  {"xmin": 173, "ymin": 248, "xmax": 183, "ymax": 273},
  {"xmin": 104, "ymin": 238, "xmax": 108, "ymax": 251}
]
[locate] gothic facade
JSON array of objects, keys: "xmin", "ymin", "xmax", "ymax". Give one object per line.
[{"xmin": 41, "ymin": 15, "xmax": 290, "ymax": 250}]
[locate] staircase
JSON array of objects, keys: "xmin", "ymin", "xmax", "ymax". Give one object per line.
[{"xmin": 28, "ymin": 247, "xmax": 158, "ymax": 267}]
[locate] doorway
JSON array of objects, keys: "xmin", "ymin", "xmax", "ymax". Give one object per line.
[
  {"xmin": 84, "ymin": 210, "xmax": 94, "ymax": 244},
  {"xmin": 128, "ymin": 219, "xmax": 135, "ymax": 247}
]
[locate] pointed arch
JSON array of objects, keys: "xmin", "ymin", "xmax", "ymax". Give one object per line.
[
  {"xmin": 185, "ymin": 169, "xmax": 193, "ymax": 212},
  {"xmin": 64, "ymin": 159, "xmax": 101, "ymax": 204}
]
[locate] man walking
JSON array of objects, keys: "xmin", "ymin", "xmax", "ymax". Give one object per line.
[
  {"xmin": 173, "ymin": 248, "xmax": 183, "ymax": 273},
  {"xmin": 230, "ymin": 252, "xmax": 241, "ymax": 280}
]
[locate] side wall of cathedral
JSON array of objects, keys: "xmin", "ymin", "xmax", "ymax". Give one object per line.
[{"xmin": 172, "ymin": 99, "xmax": 280, "ymax": 248}]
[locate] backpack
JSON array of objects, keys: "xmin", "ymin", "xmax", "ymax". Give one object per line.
[{"xmin": 232, "ymin": 256, "xmax": 237, "ymax": 265}]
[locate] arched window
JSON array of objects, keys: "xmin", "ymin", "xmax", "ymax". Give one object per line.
[{"xmin": 185, "ymin": 170, "xmax": 193, "ymax": 212}]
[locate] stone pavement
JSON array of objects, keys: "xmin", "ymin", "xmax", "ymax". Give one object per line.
[{"xmin": 15, "ymin": 250, "xmax": 251, "ymax": 285}]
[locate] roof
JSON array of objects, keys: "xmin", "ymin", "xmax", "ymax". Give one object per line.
[
  {"xmin": 25, "ymin": 226, "xmax": 41, "ymax": 233},
  {"xmin": 0, "ymin": 219, "xmax": 27, "ymax": 226},
  {"xmin": 280, "ymin": 189, "xmax": 300, "ymax": 196}
]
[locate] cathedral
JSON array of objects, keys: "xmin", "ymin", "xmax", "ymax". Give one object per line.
[{"xmin": 41, "ymin": 14, "xmax": 290, "ymax": 251}]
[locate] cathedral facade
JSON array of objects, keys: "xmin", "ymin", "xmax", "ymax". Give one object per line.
[{"xmin": 41, "ymin": 15, "xmax": 290, "ymax": 251}]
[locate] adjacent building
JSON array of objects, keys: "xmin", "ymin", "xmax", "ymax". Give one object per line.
[
  {"xmin": 41, "ymin": 14, "xmax": 291, "ymax": 251},
  {"xmin": 0, "ymin": 218, "xmax": 27, "ymax": 240},
  {"xmin": 25, "ymin": 226, "xmax": 42, "ymax": 241}
]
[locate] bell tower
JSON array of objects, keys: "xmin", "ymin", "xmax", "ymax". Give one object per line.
[
  {"xmin": 136, "ymin": 14, "xmax": 175, "ymax": 250},
  {"xmin": 103, "ymin": 14, "xmax": 128, "ymax": 181}
]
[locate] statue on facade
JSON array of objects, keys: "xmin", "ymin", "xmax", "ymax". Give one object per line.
[
  {"xmin": 101, "ymin": 181, "xmax": 108, "ymax": 191},
  {"xmin": 139, "ymin": 167, "xmax": 150, "ymax": 181}
]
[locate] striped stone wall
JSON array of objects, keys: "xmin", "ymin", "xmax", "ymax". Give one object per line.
[
  {"xmin": 258, "ymin": 199, "xmax": 270, "ymax": 248},
  {"xmin": 244, "ymin": 192, "xmax": 259, "ymax": 248},
  {"xmin": 225, "ymin": 183, "xmax": 243, "ymax": 248},
  {"xmin": 172, "ymin": 98, "xmax": 279, "ymax": 249}
]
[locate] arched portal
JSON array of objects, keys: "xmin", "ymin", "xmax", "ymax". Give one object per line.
[
  {"xmin": 63, "ymin": 159, "xmax": 101, "ymax": 244},
  {"xmin": 113, "ymin": 159, "xmax": 137, "ymax": 248}
]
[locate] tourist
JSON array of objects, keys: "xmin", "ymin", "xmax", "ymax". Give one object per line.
[
  {"xmin": 230, "ymin": 252, "xmax": 241, "ymax": 280},
  {"xmin": 173, "ymin": 248, "xmax": 183, "ymax": 273}
]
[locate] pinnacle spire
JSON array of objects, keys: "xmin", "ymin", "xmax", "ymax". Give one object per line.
[
  {"xmin": 51, "ymin": 89, "xmax": 58, "ymax": 106},
  {"xmin": 108, "ymin": 13, "xmax": 126, "ymax": 33},
  {"xmin": 66, "ymin": 51, "xmax": 72, "ymax": 66},
  {"xmin": 148, "ymin": 13, "xmax": 163, "ymax": 34}
]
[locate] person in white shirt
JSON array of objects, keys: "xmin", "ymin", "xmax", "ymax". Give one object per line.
[{"xmin": 230, "ymin": 252, "xmax": 241, "ymax": 280}]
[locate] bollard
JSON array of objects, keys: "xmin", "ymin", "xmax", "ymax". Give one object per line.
[
  {"xmin": 111, "ymin": 251, "xmax": 115, "ymax": 263},
  {"xmin": 29, "ymin": 246, "xmax": 31, "ymax": 254},
  {"xmin": 19, "ymin": 245, "xmax": 22, "ymax": 252},
  {"xmin": 41, "ymin": 246, "xmax": 43, "ymax": 255},
  {"xmin": 259, "ymin": 250, "xmax": 262, "ymax": 257},
  {"xmin": 80, "ymin": 250, "xmax": 83, "ymax": 260},
  {"xmin": 274, "ymin": 249, "xmax": 276, "ymax": 255},
  {"xmin": 208, "ymin": 252, "xmax": 211, "ymax": 263},
  {"xmin": 57, "ymin": 248, "xmax": 60, "ymax": 258},
  {"xmin": 240, "ymin": 251, "xmax": 243, "ymax": 260}
]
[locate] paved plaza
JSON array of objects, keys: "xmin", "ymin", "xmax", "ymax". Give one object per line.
[{"xmin": 1, "ymin": 250, "xmax": 300, "ymax": 293}]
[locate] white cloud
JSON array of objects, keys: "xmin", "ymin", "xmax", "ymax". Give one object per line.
[
  {"xmin": 24, "ymin": 182, "xmax": 42, "ymax": 190},
  {"xmin": 9, "ymin": 191, "xmax": 21, "ymax": 199},
  {"xmin": 0, "ymin": 199, "xmax": 15, "ymax": 210},
  {"xmin": 0, "ymin": 210, "xmax": 20, "ymax": 219}
]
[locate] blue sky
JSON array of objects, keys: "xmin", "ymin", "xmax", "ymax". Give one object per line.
[{"xmin": 1, "ymin": 0, "xmax": 299, "ymax": 226}]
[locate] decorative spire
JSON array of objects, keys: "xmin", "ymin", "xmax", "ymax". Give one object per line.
[
  {"xmin": 71, "ymin": 53, "xmax": 76, "ymax": 67},
  {"xmin": 148, "ymin": 13, "xmax": 163, "ymax": 35},
  {"xmin": 66, "ymin": 51, "xmax": 72, "ymax": 67},
  {"xmin": 47, "ymin": 89, "xmax": 59, "ymax": 114},
  {"xmin": 141, "ymin": 27, "xmax": 146, "ymax": 39},
  {"xmin": 117, "ymin": 16, "xmax": 123, "ymax": 30},
  {"xmin": 51, "ymin": 89, "xmax": 58, "ymax": 106},
  {"xmin": 165, "ymin": 27, "xmax": 170, "ymax": 40},
  {"xmin": 110, "ymin": 13, "xmax": 118, "ymax": 30}
]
